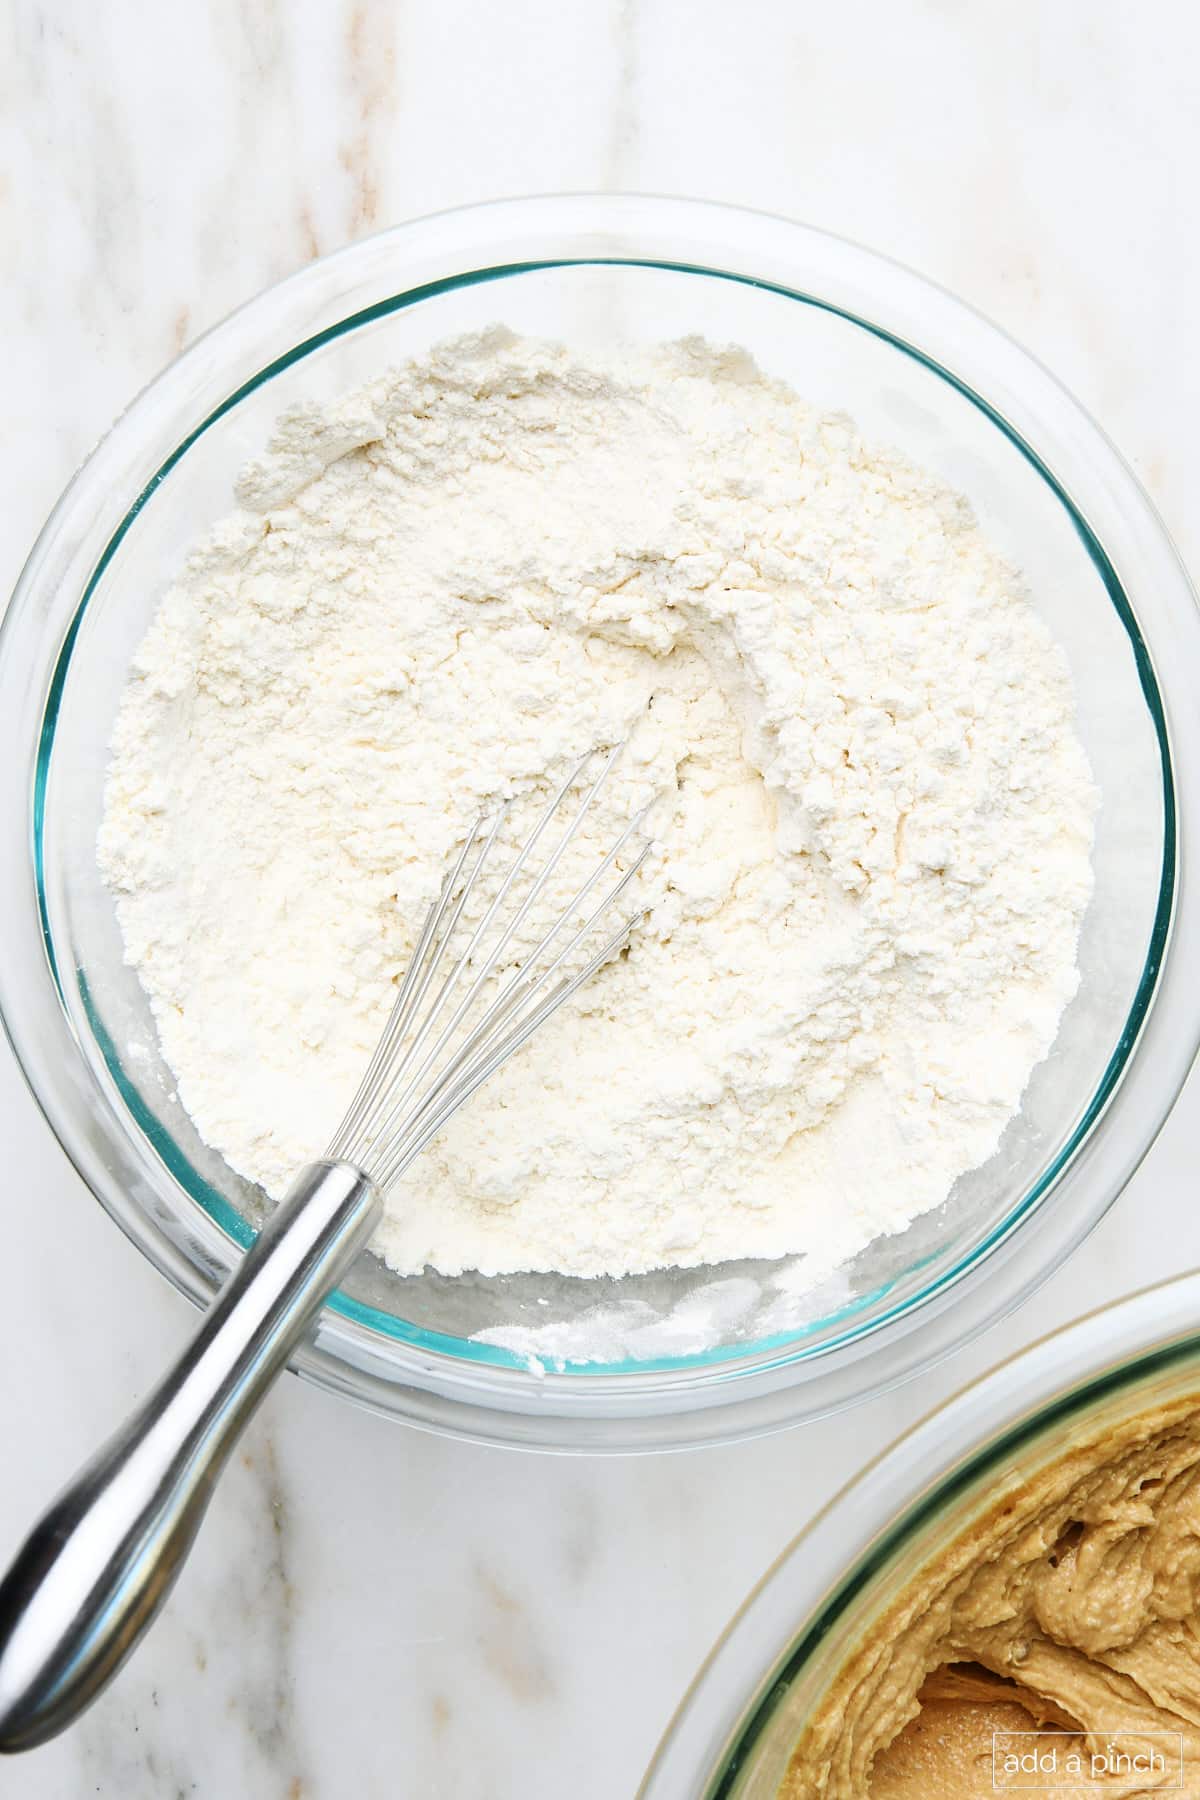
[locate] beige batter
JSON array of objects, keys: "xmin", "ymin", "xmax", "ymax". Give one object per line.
[{"xmin": 782, "ymin": 1395, "xmax": 1200, "ymax": 1797}]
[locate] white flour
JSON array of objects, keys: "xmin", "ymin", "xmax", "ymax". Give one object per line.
[{"xmin": 99, "ymin": 329, "xmax": 1095, "ymax": 1289}]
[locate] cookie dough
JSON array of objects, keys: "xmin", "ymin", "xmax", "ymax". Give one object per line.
[{"xmin": 782, "ymin": 1394, "xmax": 1200, "ymax": 1796}]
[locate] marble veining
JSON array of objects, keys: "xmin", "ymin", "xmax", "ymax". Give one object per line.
[{"xmin": 2, "ymin": 1, "xmax": 1198, "ymax": 1795}]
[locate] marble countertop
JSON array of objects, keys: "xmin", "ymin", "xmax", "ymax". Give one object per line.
[{"xmin": 3, "ymin": 3, "xmax": 1198, "ymax": 1794}]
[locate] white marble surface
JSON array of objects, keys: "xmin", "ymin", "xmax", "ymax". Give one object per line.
[{"xmin": 2, "ymin": 3, "xmax": 1199, "ymax": 1794}]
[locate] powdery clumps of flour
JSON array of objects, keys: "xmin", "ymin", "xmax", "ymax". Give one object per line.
[{"xmin": 99, "ymin": 329, "xmax": 1096, "ymax": 1288}]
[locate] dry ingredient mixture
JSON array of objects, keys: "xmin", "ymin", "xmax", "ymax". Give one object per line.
[
  {"xmin": 783, "ymin": 1394, "xmax": 1200, "ymax": 1798},
  {"xmin": 99, "ymin": 329, "xmax": 1095, "ymax": 1284}
]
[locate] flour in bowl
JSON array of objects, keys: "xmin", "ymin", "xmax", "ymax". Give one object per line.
[{"xmin": 99, "ymin": 329, "xmax": 1095, "ymax": 1285}]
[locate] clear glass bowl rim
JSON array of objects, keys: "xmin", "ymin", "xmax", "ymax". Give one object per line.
[
  {"xmin": 638, "ymin": 1269, "xmax": 1200, "ymax": 1795},
  {"xmin": 1, "ymin": 193, "xmax": 1198, "ymax": 1451}
]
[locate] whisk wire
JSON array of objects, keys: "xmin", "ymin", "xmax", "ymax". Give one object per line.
[
  {"xmin": 372, "ymin": 845, "xmax": 649, "ymax": 1183},
  {"xmin": 329, "ymin": 745, "xmax": 650, "ymax": 1188},
  {"xmin": 329, "ymin": 810, "xmax": 501, "ymax": 1160},
  {"xmin": 422, "ymin": 821, "xmax": 651, "ymax": 1101},
  {"xmin": 365, "ymin": 745, "xmax": 620, "ymax": 1151},
  {"xmin": 330, "ymin": 819, "xmax": 484, "ymax": 1157},
  {"xmin": 379, "ymin": 906, "xmax": 646, "ymax": 1189}
]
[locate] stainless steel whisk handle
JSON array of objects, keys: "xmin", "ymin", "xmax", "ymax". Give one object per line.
[
  {"xmin": 0, "ymin": 1160, "xmax": 380, "ymax": 1754},
  {"xmin": 0, "ymin": 748, "xmax": 646, "ymax": 1751}
]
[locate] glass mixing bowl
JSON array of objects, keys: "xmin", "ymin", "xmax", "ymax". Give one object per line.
[
  {"xmin": 640, "ymin": 1271, "xmax": 1200, "ymax": 1795},
  {"xmin": 1, "ymin": 196, "xmax": 1197, "ymax": 1450}
]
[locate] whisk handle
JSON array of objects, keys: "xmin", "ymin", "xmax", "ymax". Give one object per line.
[{"xmin": 0, "ymin": 1159, "xmax": 379, "ymax": 1753}]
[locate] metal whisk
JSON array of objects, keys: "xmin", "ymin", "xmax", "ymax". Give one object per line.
[
  {"xmin": 331, "ymin": 742, "xmax": 648, "ymax": 1188},
  {"xmin": 0, "ymin": 747, "xmax": 648, "ymax": 1754}
]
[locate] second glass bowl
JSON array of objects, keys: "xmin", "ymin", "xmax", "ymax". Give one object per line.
[
  {"xmin": 640, "ymin": 1271, "xmax": 1200, "ymax": 1794},
  {"xmin": 1, "ymin": 195, "xmax": 1197, "ymax": 1448}
]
